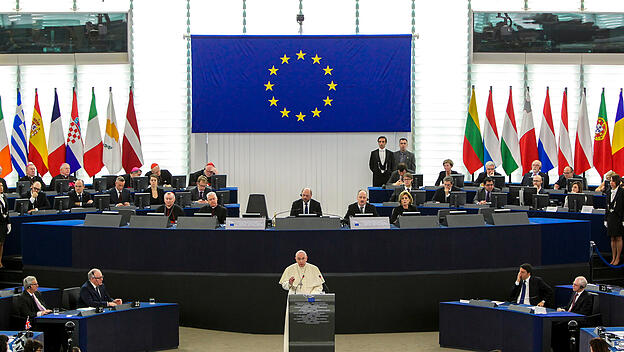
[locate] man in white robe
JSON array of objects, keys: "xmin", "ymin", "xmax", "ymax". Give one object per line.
[{"xmin": 279, "ymin": 250, "xmax": 325, "ymax": 352}]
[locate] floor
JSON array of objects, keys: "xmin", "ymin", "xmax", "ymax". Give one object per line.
[{"xmin": 164, "ymin": 328, "xmax": 464, "ymax": 352}]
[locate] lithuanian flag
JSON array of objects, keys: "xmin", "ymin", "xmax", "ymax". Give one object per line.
[{"xmin": 463, "ymin": 86, "xmax": 484, "ymax": 174}]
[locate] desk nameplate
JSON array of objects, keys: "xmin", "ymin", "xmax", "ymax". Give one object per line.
[
  {"xmin": 225, "ymin": 217, "xmax": 266, "ymax": 230},
  {"xmin": 350, "ymin": 217, "xmax": 390, "ymax": 230}
]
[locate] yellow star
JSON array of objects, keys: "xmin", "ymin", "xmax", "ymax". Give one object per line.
[
  {"xmin": 280, "ymin": 108, "xmax": 290, "ymax": 117},
  {"xmin": 268, "ymin": 65, "xmax": 279, "ymax": 75},
  {"xmin": 296, "ymin": 112, "xmax": 306, "ymax": 121},
  {"xmin": 296, "ymin": 50, "xmax": 306, "ymax": 60},
  {"xmin": 280, "ymin": 54, "xmax": 291, "ymax": 64},
  {"xmin": 323, "ymin": 65, "xmax": 333, "ymax": 75},
  {"xmin": 268, "ymin": 96, "xmax": 279, "ymax": 106},
  {"xmin": 327, "ymin": 81, "xmax": 337, "ymax": 91},
  {"xmin": 323, "ymin": 96, "xmax": 333, "ymax": 106},
  {"xmin": 311, "ymin": 108, "xmax": 321, "ymax": 117},
  {"xmin": 311, "ymin": 54, "xmax": 322, "ymax": 64},
  {"xmin": 264, "ymin": 81, "xmax": 274, "ymax": 91}
]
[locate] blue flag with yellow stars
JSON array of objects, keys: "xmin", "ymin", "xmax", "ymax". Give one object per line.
[{"xmin": 191, "ymin": 35, "xmax": 411, "ymax": 133}]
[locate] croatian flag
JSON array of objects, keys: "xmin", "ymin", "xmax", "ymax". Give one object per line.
[{"xmin": 65, "ymin": 88, "xmax": 84, "ymax": 173}]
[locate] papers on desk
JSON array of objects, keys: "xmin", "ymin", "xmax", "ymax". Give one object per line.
[
  {"xmin": 77, "ymin": 307, "xmax": 95, "ymax": 311},
  {"xmin": 533, "ymin": 306, "xmax": 547, "ymax": 314}
]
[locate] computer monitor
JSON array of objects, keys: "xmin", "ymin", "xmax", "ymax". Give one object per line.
[
  {"xmin": 410, "ymin": 190, "xmax": 426, "ymax": 205},
  {"xmin": 134, "ymin": 193, "xmax": 150, "ymax": 209},
  {"xmin": 209, "ymin": 175, "xmax": 227, "ymax": 190},
  {"xmin": 54, "ymin": 179, "xmax": 70, "ymax": 194},
  {"xmin": 215, "ymin": 190, "xmax": 230, "ymax": 205},
  {"xmin": 566, "ymin": 177, "xmax": 584, "ymax": 192},
  {"xmin": 175, "ymin": 191, "xmax": 192, "ymax": 207},
  {"xmin": 568, "ymin": 193, "xmax": 588, "ymax": 212},
  {"xmin": 508, "ymin": 185, "xmax": 536, "ymax": 206},
  {"xmin": 507, "ymin": 185, "xmax": 523, "ymax": 205},
  {"xmin": 16, "ymin": 181, "xmax": 31, "ymax": 196},
  {"xmin": 171, "ymin": 175, "xmax": 186, "ymax": 190},
  {"xmin": 93, "ymin": 178, "xmax": 108, "ymax": 192},
  {"xmin": 131, "ymin": 176, "xmax": 149, "ymax": 192},
  {"xmin": 94, "ymin": 194, "xmax": 111, "ymax": 211},
  {"xmin": 14, "ymin": 198, "xmax": 29, "ymax": 215},
  {"xmin": 522, "ymin": 187, "xmax": 537, "ymax": 206},
  {"xmin": 533, "ymin": 194, "xmax": 549, "ymax": 210},
  {"xmin": 449, "ymin": 191, "xmax": 466, "ymax": 207},
  {"xmin": 102, "ymin": 175, "xmax": 118, "ymax": 189},
  {"xmin": 412, "ymin": 174, "xmax": 424, "ymax": 188},
  {"xmin": 451, "ymin": 174, "xmax": 464, "ymax": 188},
  {"xmin": 53, "ymin": 196, "xmax": 71, "ymax": 211},
  {"xmin": 491, "ymin": 175, "xmax": 506, "ymax": 189},
  {"xmin": 491, "ymin": 192, "xmax": 507, "ymax": 208}
]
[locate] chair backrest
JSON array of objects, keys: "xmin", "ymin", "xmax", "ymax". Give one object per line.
[
  {"xmin": 246, "ymin": 194, "xmax": 268, "ymax": 218},
  {"xmin": 589, "ymin": 292, "xmax": 600, "ymax": 315},
  {"xmin": 62, "ymin": 287, "xmax": 81, "ymax": 310}
]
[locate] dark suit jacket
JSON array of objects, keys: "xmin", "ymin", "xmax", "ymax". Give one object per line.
[
  {"xmin": 606, "ymin": 187, "xmax": 624, "ymax": 237},
  {"xmin": 369, "ymin": 149, "xmax": 395, "ymax": 187},
  {"xmin": 564, "ymin": 290, "xmax": 593, "ymax": 315},
  {"xmin": 25, "ymin": 191, "xmax": 50, "ymax": 211},
  {"xmin": 432, "ymin": 186, "xmax": 461, "ymax": 203},
  {"xmin": 0, "ymin": 194, "xmax": 9, "ymax": 231},
  {"xmin": 521, "ymin": 171, "xmax": 550, "ymax": 188},
  {"xmin": 474, "ymin": 187, "xmax": 501, "ymax": 203},
  {"xmin": 189, "ymin": 170, "xmax": 213, "ymax": 187},
  {"xmin": 390, "ymin": 187, "xmax": 417, "ymax": 202},
  {"xmin": 390, "ymin": 204, "xmax": 419, "ymax": 224},
  {"xmin": 156, "ymin": 204, "xmax": 185, "ymax": 223},
  {"xmin": 19, "ymin": 175, "xmax": 46, "ymax": 190},
  {"xmin": 15, "ymin": 291, "xmax": 48, "ymax": 319},
  {"xmin": 145, "ymin": 187, "xmax": 165, "ymax": 205},
  {"xmin": 145, "ymin": 169, "xmax": 173, "ymax": 186},
  {"xmin": 509, "ymin": 276, "xmax": 554, "ymax": 307},
  {"xmin": 68, "ymin": 190, "xmax": 93, "ymax": 207},
  {"xmin": 474, "ymin": 171, "xmax": 502, "ymax": 186},
  {"xmin": 190, "ymin": 187, "xmax": 212, "ymax": 202},
  {"xmin": 435, "ymin": 170, "xmax": 459, "ymax": 186},
  {"xmin": 198, "ymin": 204, "xmax": 228, "ymax": 224},
  {"xmin": 290, "ymin": 199, "xmax": 322, "ymax": 216},
  {"xmin": 344, "ymin": 202, "xmax": 378, "ymax": 219},
  {"xmin": 79, "ymin": 281, "xmax": 113, "ymax": 308},
  {"xmin": 108, "ymin": 188, "xmax": 132, "ymax": 205},
  {"xmin": 393, "ymin": 150, "xmax": 415, "ymax": 173},
  {"xmin": 554, "ymin": 174, "xmax": 586, "ymax": 190},
  {"xmin": 50, "ymin": 174, "xmax": 76, "ymax": 191}
]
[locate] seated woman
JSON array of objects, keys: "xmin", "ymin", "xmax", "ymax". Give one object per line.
[
  {"xmin": 435, "ymin": 159, "xmax": 459, "ymax": 186},
  {"xmin": 564, "ymin": 181, "xmax": 590, "ymax": 212},
  {"xmin": 145, "ymin": 175, "xmax": 164, "ymax": 205},
  {"xmin": 390, "ymin": 191, "xmax": 418, "ymax": 224},
  {"xmin": 595, "ymin": 170, "xmax": 614, "ymax": 194}
]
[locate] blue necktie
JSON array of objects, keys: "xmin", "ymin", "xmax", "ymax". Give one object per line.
[
  {"xmin": 519, "ymin": 281, "xmax": 526, "ymax": 304},
  {"xmin": 304, "ymin": 202, "xmax": 309, "ymax": 214}
]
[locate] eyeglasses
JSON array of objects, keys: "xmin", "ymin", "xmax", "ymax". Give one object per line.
[{"xmin": 32, "ymin": 187, "xmax": 41, "ymax": 191}]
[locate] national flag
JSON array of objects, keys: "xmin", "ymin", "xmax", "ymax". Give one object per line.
[
  {"xmin": 84, "ymin": 88, "xmax": 104, "ymax": 177},
  {"xmin": 537, "ymin": 87, "xmax": 557, "ymax": 173},
  {"xmin": 103, "ymin": 89, "xmax": 122, "ymax": 174},
  {"xmin": 10, "ymin": 90, "xmax": 27, "ymax": 177},
  {"xmin": 28, "ymin": 90, "xmax": 49, "ymax": 176},
  {"xmin": 25, "ymin": 316, "xmax": 31, "ymax": 330},
  {"xmin": 501, "ymin": 86, "xmax": 521, "ymax": 175},
  {"xmin": 557, "ymin": 88, "xmax": 573, "ymax": 175},
  {"xmin": 612, "ymin": 89, "xmax": 624, "ymax": 175},
  {"xmin": 519, "ymin": 88, "xmax": 539, "ymax": 174},
  {"xmin": 593, "ymin": 89, "xmax": 613, "ymax": 177},
  {"xmin": 574, "ymin": 89, "xmax": 592, "ymax": 174},
  {"xmin": 66, "ymin": 88, "xmax": 84, "ymax": 173},
  {"xmin": 463, "ymin": 86, "xmax": 484, "ymax": 174},
  {"xmin": 0, "ymin": 97, "xmax": 12, "ymax": 178},
  {"xmin": 483, "ymin": 87, "xmax": 502, "ymax": 168},
  {"xmin": 121, "ymin": 88, "xmax": 143, "ymax": 173},
  {"xmin": 47, "ymin": 89, "xmax": 65, "ymax": 177}
]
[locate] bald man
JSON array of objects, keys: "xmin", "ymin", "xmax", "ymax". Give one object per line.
[
  {"xmin": 25, "ymin": 181, "xmax": 50, "ymax": 213},
  {"xmin": 155, "ymin": 192, "xmax": 185, "ymax": 223},
  {"xmin": 344, "ymin": 190, "xmax": 379, "ymax": 219},
  {"xmin": 50, "ymin": 163, "xmax": 77, "ymax": 191},
  {"xmin": 289, "ymin": 188, "xmax": 322, "ymax": 216}
]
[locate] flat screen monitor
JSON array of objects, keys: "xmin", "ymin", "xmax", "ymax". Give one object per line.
[
  {"xmin": 209, "ymin": 175, "xmax": 227, "ymax": 190},
  {"xmin": 508, "ymin": 185, "xmax": 536, "ymax": 206},
  {"xmin": 412, "ymin": 174, "xmax": 424, "ymax": 188},
  {"xmin": 451, "ymin": 174, "xmax": 464, "ymax": 188},
  {"xmin": 215, "ymin": 190, "xmax": 230, "ymax": 205},
  {"xmin": 94, "ymin": 194, "xmax": 111, "ymax": 211},
  {"xmin": 175, "ymin": 191, "xmax": 192, "ymax": 207},
  {"xmin": 410, "ymin": 190, "xmax": 426, "ymax": 205},
  {"xmin": 507, "ymin": 185, "xmax": 522, "ymax": 204},
  {"xmin": 491, "ymin": 175, "xmax": 505, "ymax": 189},
  {"xmin": 522, "ymin": 187, "xmax": 537, "ymax": 206},
  {"xmin": 131, "ymin": 176, "xmax": 149, "ymax": 192},
  {"xmin": 567, "ymin": 193, "xmax": 588, "ymax": 212},
  {"xmin": 53, "ymin": 196, "xmax": 71, "ymax": 211},
  {"xmin": 16, "ymin": 181, "xmax": 31, "ymax": 196},
  {"xmin": 14, "ymin": 198, "xmax": 29, "ymax": 215},
  {"xmin": 449, "ymin": 191, "xmax": 466, "ymax": 207},
  {"xmin": 566, "ymin": 177, "xmax": 584, "ymax": 192},
  {"xmin": 102, "ymin": 175, "xmax": 118, "ymax": 189},
  {"xmin": 134, "ymin": 193, "xmax": 150, "ymax": 209},
  {"xmin": 533, "ymin": 194, "xmax": 549, "ymax": 210},
  {"xmin": 54, "ymin": 179, "xmax": 70, "ymax": 194},
  {"xmin": 93, "ymin": 178, "xmax": 108, "ymax": 192},
  {"xmin": 171, "ymin": 175, "xmax": 186, "ymax": 190},
  {"xmin": 491, "ymin": 192, "xmax": 507, "ymax": 208}
]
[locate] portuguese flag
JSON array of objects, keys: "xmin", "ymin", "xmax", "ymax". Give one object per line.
[
  {"xmin": 593, "ymin": 89, "xmax": 612, "ymax": 177},
  {"xmin": 463, "ymin": 86, "xmax": 484, "ymax": 174}
]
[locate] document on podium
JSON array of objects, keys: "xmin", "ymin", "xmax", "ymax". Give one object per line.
[{"xmin": 288, "ymin": 294, "xmax": 335, "ymax": 352}]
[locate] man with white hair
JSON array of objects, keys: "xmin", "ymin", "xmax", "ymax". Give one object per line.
[
  {"xmin": 474, "ymin": 161, "xmax": 501, "ymax": 186},
  {"xmin": 279, "ymin": 250, "xmax": 325, "ymax": 352},
  {"xmin": 557, "ymin": 276, "xmax": 592, "ymax": 315},
  {"xmin": 50, "ymin": 162, "xmax": 77, "ymax": 191},
  {"xmin": 521, "ymin": 159, "xmax": 550, "ymax": 188},
  {"xmin": 344, "ymin": 189, "xmax": 378, "ymax": 218},
  {"xmin": 19, "ymin": 163, "xmax": 46, "ymax": 189},
  {"xmin": 16, "ymin": 275, "xmax": 52, "ymax": 319},
  {"xmin": 197, "ymin": 191, "xmax": 227, "ymax": 224},
  {"xmin": 155, "ymin": 192, "xmax": 185, "ymax": 224},
  {"xmin": 79, "ymin": 268, "xmax": 122, "ymax": 308}
]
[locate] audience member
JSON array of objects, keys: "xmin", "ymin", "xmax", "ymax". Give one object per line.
[
  {"xmin": 369, "ymin": 136, "xmax": 395, "ymax": 187},
  {"xmin": 198, "ymin": 192, "xmax": 227, "ymax": 224},
  {"xmin": 49, "ymin": 163, "xmax": 76, "ymax": 191},
  {"xmin": 108, "ymin": 176, "xmax": 131, "ymax": 207},
  {"xmin": 533, "ymin": 175, "xmax": 547, "ymax": 194},
  {"xmin": 521, "ymin": 160, "xmax": 549, "ymax": 188},
  {"xmin": 145, "ymin": 163, "xmax": 173, "ymax": 186},
  {"xmin": 190, "ymin": 175, "xmax": 211, "ymax": 203},
  {"xmin": 552, "ymin": 276, "xmax": 593, "ymax": 352},
  {"xmin": 122, "ymin": 167, "xmax": 142, "ymax": 188},
  {"xmin": 0, "ymin": 183, "xmax": 8, "ymax": 268},
  {"xmin": 156, "ymin": 192, "xmax": 185, "ymax": 223},
  {"xmin": 474, "ymin": 177, "xmax": 500, "ymax": 204},
  {"xmin": 474, "ymin": 161, "xmax": 501, "ymax": 186},
  {"xmin": 390, "ymin": 173, "xmax": 415, "ymax": 202},
  {"xmin": 0, "ymin": 335, "xmax": 8, "ymax": 352},
  {"xmin": 606, "ymin": 173, "xmax": 624, "ymax": 265},
  {"xmin": 16, "ymin": 276, "xmax": 52, "ymax": 319},
  {"xmin": 589, "ymin": 338, "xmax": 610, "ymax": 352},
  {"xmin": 390, "ymin": 191, "xmax": 418, "ymax": 224},
  {"xmin": 290, "ymin": 188, "xmax": 322, "ymax": 216},
  {"xmin": 432, "ymin": 176, "xmax": 460, "ymax": 203},
  {"xmin": 508, "ymin": 263, "xmax": 553, "ymax": 307},
  {"xmin": 434, "ymin": 159, "xmax": 459, "ymax": 186},
  {"xmin": 68, "ymin": 179, "xmax": 93, "ymax": 207},
  {"xmin": 23, "ymin": 339, "xmax": 43, "ymax": 352},
  {"xmin": 595, "ymin": 170, "xmax": 614, "ymax": 194},
  {"xmin": 189, "ymin": 162, "xmax": 218, "ymax": 187},
  {"xmin": 25, "ymin": 181, "xmax": 50, "ymax": 213},
  {"xmin": 79, "ymin": 268, "xmax": 122, "ymax": 307},
  {"xmin": 145, "ymin": 175, "xmax": 165, "ymax": 205},
  {"xmin": 554, "ymin": 166, "xmax": 586, "ymax": 190},
  {"xmin": 19, "ymin": 163, "xmax": 45, "ymax": 190},
  {"xmin": 393, "ymin": 137, "xmax": 415, "ymax": 172},
  {"xmin": 563, "ymin": 181, "xmax": 586, "ymax": 209},
  {"xmin": 344, "ymin": 190, "xmax": 379, "ymax": 219},
  {"xmin": 387, "ymin": 163, "xmax": 408, "ymax": 185}
]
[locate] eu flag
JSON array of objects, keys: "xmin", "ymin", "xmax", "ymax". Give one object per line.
[{"xmin": 191, "ymin": 35, "xmax": 411, "ymax": 133}]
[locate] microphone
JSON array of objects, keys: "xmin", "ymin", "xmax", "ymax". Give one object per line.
[{"xmin": 320, "ymin": 275, "xmax": 329, "ymax": 293}]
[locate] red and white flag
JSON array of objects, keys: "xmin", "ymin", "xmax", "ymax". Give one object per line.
[
  {"xmin": 574, "ymin": 89, "xmax": 592, "ymax": 174},
  {"xmin": 121, "ymin": 88, "xmax": 143, "ymax": 173},
  {"xmin": 557, "ymin": 88, "xmax": 573, "ymax": 174}
]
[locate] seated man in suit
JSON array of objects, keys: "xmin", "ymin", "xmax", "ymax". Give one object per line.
[
  {"xmin": 19, "ymin": 163, "xmax": 46, "ymax": 190},
  {"xmin": 552, "ymin": 276, "xmax": 593, "ymax": 352},
  {"xmin": 387, "ymin": 163, "xmax": 409, "ymax": 186},
  {"xmin": 108, "ymin": 176, "xmax": 132, "ymax": 207},
  {"xmin": 24, "ymin": 181, "xmax": 50, "ymax": 214},
  {"xmin": 474, "ymin": 161, "xmax": 502, "ymax": 186},
  {"xmin": 198, "ymin": 191, "xmax": 228, "ymax": 224},
  {"xmin": 290, "ymin": 188, "xmax": 322, "ymax": 216},
  {"xmin": 533, "ymin": 175, "xmax": 547, "ymax": 194},
  {"xmin": 553, "ymin": 166, "xmax": 587, "ymax": 190},
  {"xmin": 145, "ymin": 163, "xmax": 173, "ymax": 186},
  {"xmin": 68, "ymin": 179, "xmax": 93, "ymax": 207},
  {"xmin": 393, "ymin": 137, "xmax": 415, "ymax": 173},
  {"xmin": 521, "ymin": 160, "xmax": 550, "ymax": 188},
  {"xmin": 390, "ymin": 173, "xmax": 415, "ymax": 202},
  {"xmin": 155, "ymin": 192, "xmax": 185, "ymax": 224},
  {"xmin": 432, "ymin": 176, "xmax": 460, "ymax": 203},
  {"xmin": 189, "ymin": 162, "xmax": 218, "ymax": 187},
  {"xmin": 15, "ymin": 276, "xmax": 52, "ymax": 319},
  {"xmin": 344, "ymin": 190, "xmax": 379, "ymax": 219},
  {"xmin": 190, "ymin": 175, "xmax": 211, "ymax": 204},
  {"xmin": 50, "ymin": 163, "xmax": 76, "ymax": 191},
  {"xmin": 474, "ymin": 177, "xmax": 501, "ymax": 205},
  {"xmin": 79, "ymin": 268, "xmax": 122, "ymax": 308},
  {"xmin": 509, "ymin": 263, "xmax": 553, "ymax": 307}
]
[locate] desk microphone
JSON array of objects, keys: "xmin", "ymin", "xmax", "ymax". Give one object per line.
[{"xmin": 320, "ymin": 275, "xmax": 330, "ymax": 293}]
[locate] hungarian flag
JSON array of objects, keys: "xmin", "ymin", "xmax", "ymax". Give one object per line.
[
  {"xmin": 47, "ymin": 89, "xmax": 65, "ymax": 177},
  {"xmin": 483, "ymin": 87, "xmax": 501, "ymax": 168},
  {"xmin": 501, "ymin": 87, "xmax": 521, "ymax": 175},
  {"xmin": 121, "ymin": 88, "xmax": 143, "ymax": 173},
  {"xmin": 593, "ymin": 89, "xmax": 612, "ymax": 177},
  {"xmin": 612, "ymin": 89, "xmax": 624, "ymax": 175},
  {"xmin": 28, "ymin": 89, "xmax": 49, "ymax": 176},
  {"xmin": 463, "ymin": 86, "xmax": 484, "ymax": 174},
  {"xmin": 558, "ymin": 88, "xmax": 573, "ymax": 175},
  {"xmin": 66, "ymin": 88, "xmax": 84, "ymax": 173},
  {"xmin": 538, "ymin": 87, "xmax": 557, "ymax": 173},
  {"xmin": 84, "ymin": 88, "xmax": 104, "ymax": 177},
  {"xmin": 574, "ymin": 89, "xmax": 592, "ymax": 174},
  {"xmin": 0, "ymin": 97, "xmax": 11, "ymax": 178},
  {"xmin": 103, "ymin": 89, "xmax": 122, "ymax": 174},
  {"xmin": 519, "ymin": 88, "xmax": 538, "ymax": 174}
]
